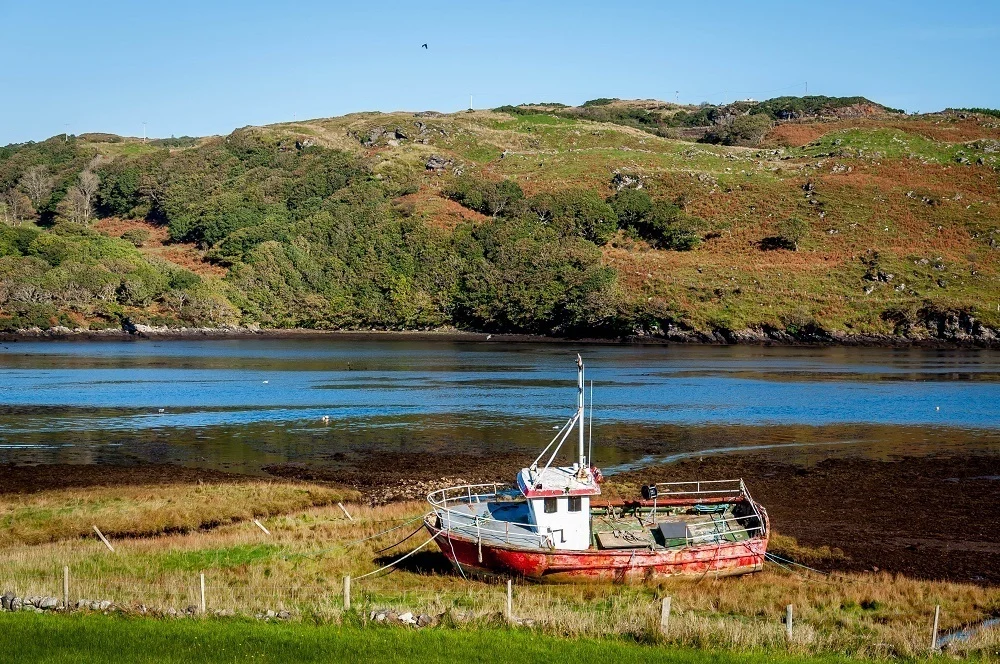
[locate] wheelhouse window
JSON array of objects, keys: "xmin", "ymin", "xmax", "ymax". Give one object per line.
[
  {"xmin": 568, "ymin": 496, "xmax": 582, "ymax": 512},
  {"xmin": 543, "ymin": 498, "xmax": 558, "ymax": 513}
]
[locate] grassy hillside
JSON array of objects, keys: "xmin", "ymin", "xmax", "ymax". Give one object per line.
[{"xmin": 2, "ymin": 97, "xmax": 999, "ymax": 342}]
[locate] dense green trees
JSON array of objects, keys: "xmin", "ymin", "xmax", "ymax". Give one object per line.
[
  {"xmin": 0, "ymin": 127, "xmax": 705, "ymax": 335},
  {"xmin": 529, "ymin": 189, "xmax": 618, "ymax": 245},
  {"xmin": 97, "ymin": 163, "xmax": 141, "ymax": 216},
  {"xmin": 606, "ymin": 188, "xmax": 702, "ymax": 250}
]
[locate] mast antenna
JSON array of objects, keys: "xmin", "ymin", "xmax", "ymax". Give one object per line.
[
  {"xmin": 576, "ymin": 354, "xmax": 585, "ymax": 469},
  {"xmin": 588, "ymin": 379, "xmax": 593, "ymax": 467}
]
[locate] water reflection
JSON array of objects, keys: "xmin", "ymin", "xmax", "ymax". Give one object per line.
[{"xmin": 1, "ymin": 339, "xmax": 999, "ymax": 473}]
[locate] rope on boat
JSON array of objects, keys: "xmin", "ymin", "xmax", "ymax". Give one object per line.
[
  {"xmin": 765, "ymin": 552, "xmax": 831, "ymax": 576},
  {"xmin": 764, "ymin": 552, "xmax": 796, "ymax": 575},
  {"xmin": 764, "ymin": 552, "xmax": 862, "ymax": 586},
  {"xmin": 345, "ymin": 513, "xmax": 429, "ymax": 546},
  {"xmin": 372, "ymin": 523, "xmax": 426, "ymax": 555},
  {"xmin": 353, "ymin": 536, "xmax": 437, "ymax": 580},
  {"xmin": 279, "ymin": 513, "xmax": 430, "ymax": 561}
]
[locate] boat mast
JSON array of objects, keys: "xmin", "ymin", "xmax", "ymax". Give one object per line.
[{"xmin": 577, "ymin": 354, "xmax": 585, "ymax": 468}]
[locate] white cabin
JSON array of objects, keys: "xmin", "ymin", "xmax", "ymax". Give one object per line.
[{"xmin": 517, "ymin": 463, "xmax": 600, "ymax": 551}]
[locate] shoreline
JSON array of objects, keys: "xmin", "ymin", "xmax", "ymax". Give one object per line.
[{"xmin": 3, "ymin": 324, "xmax": 1000, "ymax": 349}]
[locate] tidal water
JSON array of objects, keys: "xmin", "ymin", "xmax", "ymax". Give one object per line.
[{"xmin": 1, "ymin": 338, "xmax": 999, "ymax": 474}]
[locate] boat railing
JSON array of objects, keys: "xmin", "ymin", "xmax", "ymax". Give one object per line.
[
  {"xmin": 652, "ymin": 478, "xmax": 747, "ymax": 497},
  {"xmin": 652, "ymin": 478, "xmax": 767, "ymax": 539},
  {"xmin": 427, "ymin": 483, "xmax": 552, "ymax": 549}
]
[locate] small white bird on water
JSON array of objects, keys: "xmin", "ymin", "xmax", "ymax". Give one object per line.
[{"xmin": 262, "ymin": 380, "xmax": 269, "ymax": 384}]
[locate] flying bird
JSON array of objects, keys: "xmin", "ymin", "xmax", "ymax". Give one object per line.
[{"xmin": 421, "ymin": 43, "xmax": 428, "ymax": 49}]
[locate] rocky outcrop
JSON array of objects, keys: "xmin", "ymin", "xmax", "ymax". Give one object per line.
[
  {"xmin": 356, "ymin": 126, "xmax": 409, "ymax": 148},
  {"xmin": 425, "ymin": 155, "xmax": 452, "ymax": 171},
  {"xmin": 611, "ymin": 169, "xmax": 643, "ymax": 190}
]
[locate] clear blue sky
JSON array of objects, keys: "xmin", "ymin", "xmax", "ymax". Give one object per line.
[{"xmin": 2, "ymin": 0, "xmax": 998, "ymax": 144}]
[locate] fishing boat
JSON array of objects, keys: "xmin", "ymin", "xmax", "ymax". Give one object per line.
[{"xmin": 424, "ymin": 356, "xmax": 769, "ymax": 581}]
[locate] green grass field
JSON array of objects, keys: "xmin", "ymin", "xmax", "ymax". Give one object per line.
[{"xmin": 0, "ymin": 612, "xmax": 883, "ymax": 664}]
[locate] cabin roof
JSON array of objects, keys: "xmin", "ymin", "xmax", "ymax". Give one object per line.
[{"xmin": 517, "ymin": 465, "xmax": 601, "ymax": 498}]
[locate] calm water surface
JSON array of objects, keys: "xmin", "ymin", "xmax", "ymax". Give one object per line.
[{"xmin": 1, "ymin": 339, "xmax": 998, "ymax": 473}]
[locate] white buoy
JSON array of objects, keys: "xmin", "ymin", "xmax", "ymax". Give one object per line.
[
  {"xmin": 262, "ymin": 380, "xmax": 269, "ymax": 384},
  {"xmin": 935, "ymin": 406, "xmax": 940, "ymax": 411}
]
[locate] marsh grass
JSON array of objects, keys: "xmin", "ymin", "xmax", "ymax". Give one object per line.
[
  {"xmin": 0, "ymin": 482, "xmax": 357, "ymax": 546},
  {"xmin": 3, "ymin": 493, "xmax": 998, "ymax": 660}
]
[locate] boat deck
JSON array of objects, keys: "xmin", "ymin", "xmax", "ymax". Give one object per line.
[{"xmin": 433, "ymin": 497, "xmax": 756, "ymax": 551}]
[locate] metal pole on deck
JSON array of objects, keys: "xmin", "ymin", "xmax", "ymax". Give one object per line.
[{"xmin": 577, "ymin": 354, "xmax": 585, "ymax": 468}]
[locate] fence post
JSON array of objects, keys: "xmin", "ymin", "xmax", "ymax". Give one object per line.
[
  {"xmin": 63, "ymin": 566, "xmax": 69, "ymax": 611},
  {"xmin": 660, "ymin": 596, "xmax": 672, "ymax": 635},
  {"xmin": 92, "ymin": 525, "xmax": 115, "ymax": 553},
  {"xmin": 200, "ymin": 573, "xmax": 206, "ymax": 614},
  {"xmin": 344, "ymin": 575, "xmax": 351, "ymax": 611},
  {"xmin": 506, "ymin": 579, "xmax": 513, "ymax": 622},
  {"xmin": 931, "ymin": 605, "xmax": 941, "ymax": 651},
  {"xmin": 786, "ymin": 604, "xmax": 793, "ymax": 640},
  {"xmin": 338, "ymin": 503, "xmax": 354, "ymax": 522}
]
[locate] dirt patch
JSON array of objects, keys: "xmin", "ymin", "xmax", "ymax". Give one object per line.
[
  {"xmin": 264, "ymin": 451, "xmax": 524, "ymax": 504},
  {"xmin": 90, "ymin": 217, "xmax": 226, "ymax": 278},
  {"xmin": 765, "ymin": 123, "xmax": 835, "ymax": 147},
  {"xmin": 400, "ymin": 190, "xmax": 490, "ymax": 231},
  {"xmin": 0, "ymin": 463, "xmax": 248, "ymax": 495},
  {"xmin": 91, "ymin": 218, "xmax": 169, "ymax": 245}
]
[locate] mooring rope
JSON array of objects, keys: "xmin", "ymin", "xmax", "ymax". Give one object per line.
[
  {"xmin": 372, "ymin": 523, "xmax": 426, "ymax": 555},
  {"xmin": 353, "ymin": 536, "xmax": 437, "ymax": 580},
  {"xmin": 765, "ymin": 552, "xmax": 830, "ymax": 576},
  {"xmin": 345, "ymin": 513, "xmax": 429, "ymax": 546}
]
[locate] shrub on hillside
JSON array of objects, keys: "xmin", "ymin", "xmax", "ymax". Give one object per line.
[
  {"xmin": 606, "ymin": 188, "xmax": 653, "ymax": 229},
  {"xmin": 778, "ymin": 216, "xmax": 809, "ymax": 250},
  {"xmin": 761, "ymin": 217, "xmax": 810, "ymax": 251},
  {"xmin": 606, "ymin": 190, "xmax": 702, "ymax": 250},
  {"xmin": 703, "ymin": 114, "xmax": 772, "ymax": 146},
  {"xmin": 443, "ymin": 176, "xmax": 524, "ymax": 217},
  {"xmin": 528, "ymin": 189, "xmax": 618, "ymax": 245},
  {"xmin": 120, "ymin": 228, "xmax": 150, "ymax": 247}
]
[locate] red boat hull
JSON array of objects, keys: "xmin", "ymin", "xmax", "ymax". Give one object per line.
[{"xmin": 424, "ymin": 518, "xmax": 767, "ymax": 582}]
